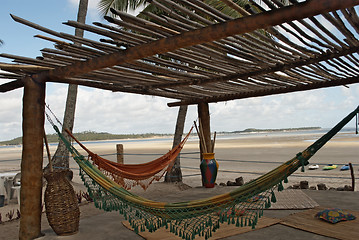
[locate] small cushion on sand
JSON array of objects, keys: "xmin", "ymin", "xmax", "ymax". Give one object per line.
[{"xmin": 315, "ymin": 208, "xmax": 356, "ymax": 223}]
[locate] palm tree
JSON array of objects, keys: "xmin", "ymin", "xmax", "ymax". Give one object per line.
[
  {"xmin": 98, "ymin": 0, "xmax": 148, "ymax": 17},
  {"xmin": 49, "ymin": 0, "xmax": 88, "ymax": 179}
]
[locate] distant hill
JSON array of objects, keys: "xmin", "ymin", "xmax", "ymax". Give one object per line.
[
  {"xmin": 0, "ymin": 131, "xmax": 172, "ymax": 146},
  {"xmin": 0, "ymin": 127, "xmax": 324, "ymax": 146},
  {"xmin": 217, "ymin": 127, "xmax": 322, "ymax": 134},
  {"xmin": 224, "ymin": 127, "xmax": 321, "ymax": 134}
]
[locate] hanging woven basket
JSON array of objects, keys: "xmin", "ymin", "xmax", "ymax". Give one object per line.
[{"xmin": 44, "ymin": 169, "xmax": 80, "ymax": 236}]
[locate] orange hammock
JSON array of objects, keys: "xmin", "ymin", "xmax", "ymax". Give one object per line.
[{"xmin": 65, "ymin": 127, "xmax": 193, "ymax": 190}]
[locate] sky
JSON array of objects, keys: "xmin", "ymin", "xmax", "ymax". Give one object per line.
[{"xmin": 1, "ymin": 0, "xmax": 359, "ymax": 141}]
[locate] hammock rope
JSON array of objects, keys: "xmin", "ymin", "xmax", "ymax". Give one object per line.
[
  {"xmin": 48, "ymin": 105, "xmax": 359, "ymax": 240},
  {"xmin": 45, "ymin": 105, "xmax": 193, "ymax": 190},
  {"xmin": 63, "ymin": 127, "xmax": 193, "ymax": 190}
]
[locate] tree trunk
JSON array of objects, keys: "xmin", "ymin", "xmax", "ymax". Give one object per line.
[
  {"xmin": 48, "ymin": 0, "xmax": 88, "ymax": 178},
  {"xmin": 50, "ymin": 84, "xmax": 77, "ymax": 170},
  {"xmin": 165, "ymin": 105, "xmax": 188, "ymax": 182}
]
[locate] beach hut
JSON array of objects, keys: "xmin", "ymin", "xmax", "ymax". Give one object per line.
[{"xmin": 1, "ymin": 1, "xmax": 359, "ymax": 239}]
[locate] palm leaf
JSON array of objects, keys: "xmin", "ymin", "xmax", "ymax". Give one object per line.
[
  {"xmin": 98, "ymin": 0, "xmax": 147, "ymax": 17},
  {"xmin": 204, "ymin": 0, "xmax": 250, "ymax": 18}
]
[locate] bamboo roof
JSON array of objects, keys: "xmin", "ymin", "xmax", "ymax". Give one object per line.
[{"xmin": 1, "ymin": 0, "xmax": 359, "ymax": 107}]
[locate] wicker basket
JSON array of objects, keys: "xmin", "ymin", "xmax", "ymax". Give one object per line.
[{"xmin": 44, "ymin": 169, "xmax": 80, "ymax": 236}]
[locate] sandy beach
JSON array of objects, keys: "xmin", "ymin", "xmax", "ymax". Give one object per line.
[
  {"xmin": 1, "ymin": 130, "xmax": 358, "ymax": 190},
  {"xmin": 0, "ymin": 130, "xmax": 358, "ymax": 239}
]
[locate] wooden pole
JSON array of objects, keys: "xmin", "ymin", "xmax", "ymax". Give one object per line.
[
  {"xmin": 211, "ymin": 131, "xmax": 217, "ymax": 153},
  {"xmin": 20, "ymin": 76, "xmax": 45, "ymax": 240},
  {"xmin": 349, "ymin": 163, "xmax": 355, "ymax": 191},
  {"xmin": 197, "ymin": 102, "xmax": 211, "ymax": 153},
  {"xmin": 194, "ymin": 120, "xmax": 207, "ymax": 155},
  {"xmin": 198, "ymin": 119, "xmax": 208, "ymax": 154},
  {"xmin": 116, "ymin": 144, "xmax": 124, "ymax": 164},
  {"xmin": 197, "ymin": 103, "xmax": 212, "ymax": 187}
]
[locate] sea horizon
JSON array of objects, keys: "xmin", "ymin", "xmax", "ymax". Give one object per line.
[{"xmin": 1, "ymin": 127, "xmax": 357, "ymax": 149}]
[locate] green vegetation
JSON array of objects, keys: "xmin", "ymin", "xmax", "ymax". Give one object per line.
[{"xmin": 0, "ymin": 131, "xmax": 172, "ymax": 146}]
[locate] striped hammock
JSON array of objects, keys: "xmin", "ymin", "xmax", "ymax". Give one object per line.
[
  {"xmin": 63, "ymin": 127, "xmax": 193, "ymax": 190},
  {"xmin": 51, "ymin": 106, "xmax": 359, "ymax": 240}
]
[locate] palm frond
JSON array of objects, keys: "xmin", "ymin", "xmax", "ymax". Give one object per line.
[
  {"xmin": 98, "ymin": 0, "xmax": 128, "ymax": 16},
  {"xmin": 129, "ymin": 0, "xmax": 147, "ymax": 11},
  {"xmin": 98, "ymin": 0, "xmax": 148, "ymax": 17},
  {"xmin": 204, "ymin": 0, "xmax": 251, "ymax": 18}
]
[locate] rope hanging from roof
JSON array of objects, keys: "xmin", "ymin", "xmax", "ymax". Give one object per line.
[{"xmin": 48, "ymin": 105, "xmax": 359, "ymax": 239}]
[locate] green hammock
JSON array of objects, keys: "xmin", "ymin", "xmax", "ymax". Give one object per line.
[{"xmin": 50, "ymin": 106, "xmax": 359, "ymax": 240}]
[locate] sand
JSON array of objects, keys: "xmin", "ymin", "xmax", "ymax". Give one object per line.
[{"xmin": 0, "ymin": 131, "xmax": 358, "ymax": 231}]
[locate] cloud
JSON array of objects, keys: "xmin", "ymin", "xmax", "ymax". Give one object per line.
[
  {"xmin": 2, "ymin": 82, "xmax": 359, "ymax": 142},
  {"xmin": 44, "ymin": 85, "xmax": 190, "ymax": 135},
  {"xmin": 209, "ymin": 85, "xmax": 359, "ymax": 132},
  {"xmin": 0, "ymin": 89, "xmax": 23, "ymax": 141}
]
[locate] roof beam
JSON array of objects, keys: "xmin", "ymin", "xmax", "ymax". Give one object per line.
[
  {"xmin": 148, "ymin": 45, "xmax": 359, "ymax": 89},
  {"xmin": 16, "ymin": 0, "xmax": 359, "ymax": 82},
  {"xmin": 0, "ymin": 79, "xmax": 24, "ymax": 92},
  {"xmin": 167, "ymin": 76, "xmax": 359, "ymax": 107}
]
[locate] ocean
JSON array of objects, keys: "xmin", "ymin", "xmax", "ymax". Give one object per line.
[{"xmin": 1, "ymin": 127, "xmax": 358, "ymax": 150}]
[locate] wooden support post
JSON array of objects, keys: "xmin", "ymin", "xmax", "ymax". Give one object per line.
[
  {"xmin": 116, "ymin": 144, "xmax": 124, "ymax": 164},
  {"xmin": 197, "ymin": 102, "xmax": 212, "ymax": 154},
  {"xmin": 20, "ymin": 76, "xmax": 45, "ymax": 239}
]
